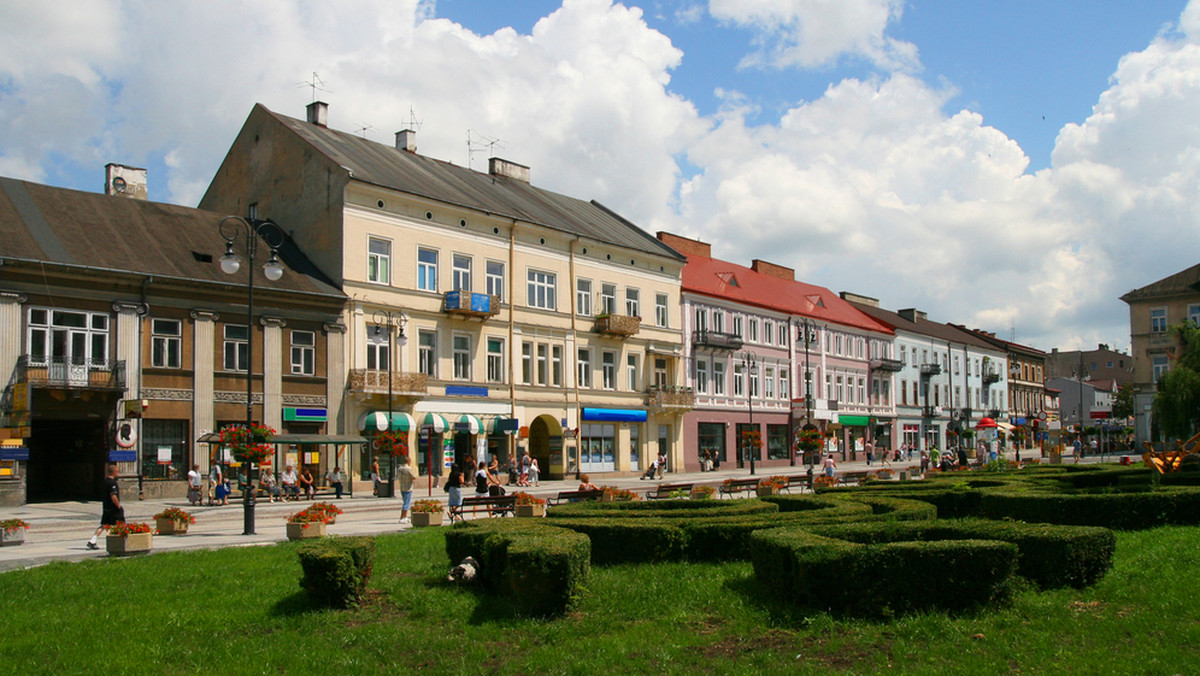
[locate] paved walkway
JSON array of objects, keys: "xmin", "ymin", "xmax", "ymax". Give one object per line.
[{"xmin": 0, "ymin": 451, "xmax": 1099, "ymax": 573}]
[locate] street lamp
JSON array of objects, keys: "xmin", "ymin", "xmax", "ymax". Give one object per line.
[
  {"xmin": 742, "ymin": 352, "xmax": 758, "ymax": 476},
  {"xmin": 218, "ymin": 215, "xmax": 285, "ymax": 536},
  {"xmin": 372, "ymin": 309, "xmax": 408, "ymax": 495}
]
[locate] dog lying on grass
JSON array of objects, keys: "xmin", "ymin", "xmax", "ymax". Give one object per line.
[{"xmin": 448, "ymin": 556, "xmax": 479, "ymax": 584}]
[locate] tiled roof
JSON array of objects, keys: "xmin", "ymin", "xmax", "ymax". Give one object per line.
[
  {"xmin": 0, "ymin": 176, "xmax": 342, "ymax": 298},
  {"xmin": 1120, "ymin": 262, "xmax": 1200, "ymax": 302},
  {"xmin": 264, "ymin": 106, "xmax": 684, "ymax": 262},
  {"xmin": 850, "ymin": 302, "xmax": 997, "ymax": 349},
  {"xmin": 682, "ymin": 255, "xmax": 891, "ymax": 334}
]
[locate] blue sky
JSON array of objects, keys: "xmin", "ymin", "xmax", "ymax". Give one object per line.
[{"xmin": 2, "ymin": 0, "xmax": 1199, "ymax": 354}]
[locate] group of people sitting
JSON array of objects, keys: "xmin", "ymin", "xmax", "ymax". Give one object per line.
[{"xmin": 196, "ymin": 461, "xmax": 344, "ymax": 505}]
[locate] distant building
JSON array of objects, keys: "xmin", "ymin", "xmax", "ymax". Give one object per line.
[{"xmin": 1046, "ymin": 345, "xmax": 1134, "ymax": 386}]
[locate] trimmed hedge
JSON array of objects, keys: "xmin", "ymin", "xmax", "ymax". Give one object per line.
[
  {"xmin": 749, "ymin": 527, "xmax": 1018, "ymax": 617},
  {"xmin": 979, "ymin": 487, "xmax": 1200, "ymax": 529},
  {"xmin": 296, "ymin": 536, "xmax": 376, "ymax": 608},
  {"xmin": 547, "ymin": 498, "xmax": 777, "ymax": 520}
]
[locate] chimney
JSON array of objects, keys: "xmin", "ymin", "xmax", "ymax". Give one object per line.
[
  {"xmin": 104, "ymin": 163, "xmax": 148, "ymax": 200},
  {"xmin": 306, "ymin": 101, "xmax": 328, "ymax": 127},
  {"xmin": 488, "ymin": 157, "xmax": 530, "ymax": 183},
  {"xmin": 898, "ymin": 308, "xmax": 926, "ymax": 322},
  {"xmin": 656, "ymin": 232, "xmax": 711, "ymax": 258},
  {"xmin": 395, "ymin": 129, "xmax": 417, "ymax": 152},
  {"xmin": 840, "ymin": 291, "xmax": 878, "ymax": 307},
  {"xmin": 751, "ymin": 259, "xmax": 794, "ymax": 280}
]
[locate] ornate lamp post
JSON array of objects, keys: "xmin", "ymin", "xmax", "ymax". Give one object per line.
[
  {"xmin": 372, "ymin": 309, "xmax": 408, "ymax": 494},
  {"xmin": 742, "ymin": 352, "xmax": 758, "ymax": 476},
  {"xmin": 218, "ymin": 215, "xmax": 284, "ymax": 536}
]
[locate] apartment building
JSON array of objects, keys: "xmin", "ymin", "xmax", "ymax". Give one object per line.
[
  {"xmin": 200, "ymin": 103, "xmax": 688, "ymax": 481},
  {"xmin": 0, "ymin": 169, "xmax": 347, "ymax": 505}
]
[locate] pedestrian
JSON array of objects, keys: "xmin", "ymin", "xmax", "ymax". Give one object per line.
[
  {"xmin": 920, "ymin": 448, "xmax": 930, "ymax": 473},
  {"xmin": 506, "ymin": 457, "xmax": 519, "ymax": 485},
  {"xmin": 371, "ymin": 459, "xmax": 382, "ymax": 496},
  {"xmin": 528, "ymin": 457, "xmax": 540, "ymax": 486},
  {"xmin": 822, "ymin": 453, "xmax": 837, "ymax": 478},
  {"xmin": 260, "ymin": 470, "xmax": 281, "ymax": 502},
  {"xmin": 186, "ymin": 464, "xmax": 202, "ymax": 506},
  {"xmin": 281, "ymin": 464, "xmax": 299, "ymax": 500},
  {"xmin": 519, "ymin": 452, "xmax": 531, "ymax": 487},
  {"xmin": 397, "ymin": 455, "xmax": 416, "ymax": 524},
  {"xmin": 86, "ymin": 463, "xmax": 123, "ymax": 550},
  {"xmin": 474, "ymin": 461, "xmax": 491, "ymax": 498},
  {"xmin": 655, "ymin": 452, "xmax": 667, "ymax": 480},
  {"xmin": 299, "ymin": 466, "xmax": 315, "ymax": 500},
  {"xmin": 445, "ymin": 464, "xmax": 465, "ymax": 522},
  {"xmin": 326, "ymin": 465, "xmax": 344, "ymax": 499},
  {"xmin": 930, "ymin": 445, "xmax": 940, "ymax": 467},
  {"xmin": 865, "ymin": 440, "xmax": 874, "ymax": 466},
  {"xmin": 208, "ymin": 459, "xmax": 223, "ymax": 506}
]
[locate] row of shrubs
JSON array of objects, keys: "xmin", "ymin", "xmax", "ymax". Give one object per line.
[{"xmin": 297, "ymin": 536, "xmax": 376, "ymax": 608}]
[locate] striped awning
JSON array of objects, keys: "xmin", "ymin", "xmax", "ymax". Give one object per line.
[
  {"xmin": 357, "ymin": 411, "xmax": 415, "ymax": 432},
  {"xmin": 455, "ymin": 414, "xmax": 485, "ymax": 434},
  {"xmin": 419, "ymin": 412, "xmax": 450, "ymax": 433}
]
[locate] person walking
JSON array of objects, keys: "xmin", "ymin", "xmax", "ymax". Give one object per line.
[
  {"xmin": 397, "ymin": 456, "xmax": 416, "ymax": 524},
  {"xmin": 865, "ymin": 440, "xmax": 874, "ymax": 466},
  {"xmin": 208, "ymin": 459, "xmax": 223, "ymax": 506},
  {"xmin": 528, "ymin": 457, "xmax": 540, "ymax": 486},
  {"xmin": 822, "ymin": 453, "xmax": 837, "ymax": 478},
  {"xmin": 445, "ymin": 464, "xmax": 465, "ymax": 523},
  {"xmin": 86, "ymin": 463, "xmax": 123, "ymax": 550},
  {"xmin": 371, "ymin": 459, "xmax": 382, "ymax": 496},
  {"xmin": 186, "ymin": 464, "xmax": 202, "ymax": 506}
]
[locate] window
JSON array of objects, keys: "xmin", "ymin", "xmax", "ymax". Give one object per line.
[
  {"xmin": 748, "ymin": 319, "xmax": 759, "ymax": 343},
  {"xmin": 290, "ymin": 330, "xmax": 315, "ymax": 375},
  {"xmin": 600, "ymin": 283, "xmax": 616, "ymax": 315},
  {"xmin": 223, "ymin": 325, "xmax": 249, "ymax": 371},
  {"xmin": 1151, "ymin": 307, "xmax": 1167, "ymax": 333},
  {"xmin": 900, "ymin": 346, "xmax": 907, "ymax": 364},
  {"xmin": 577, "ymin": 279, "xmax": 592, "ymax": 316},
  {"xmin": 486, "ymin": 261, "xmax": 505, "ymax": 301},
  {"xmin": 767, "ymin": 424, "xmax": 789, "ymax": 460},
  {"xmin": 151, "ymin": 319, "xmax": 181, "ymax": 368},
  {"xmin": 836, "ymin": 375, "xmax": 845, "ymax": 402},
  {"xmin": 714, "ymin": 361, "xmax": 726, "ymax": 395},
  {"xmin": 417, "ymin": 248, "xmax": 438, "ymax": 292},
  {"xmin": 901, "ymin": 379, "xmax": 908, "ymax": 406},
  {"xmin": 577, "ymin": 348, "xmax": 592, "ymax": 388},
  {"xmin": 698, "ymin": 422, "xmax": 726, "ymax": 464},
  {"xmin": 522, "ymin": 342, "xmax": 533, "ymax": 384},
  {"xmin": 487, "ymin": 337, "xmax": 504, "ymax": 383},
  {"xmin": 602, "ymin": 351, "xmax": 617, "ymax": 389},
  {"xmin": 954, "ymin": 355, "xmax": 960, "ymax": 375},
  {"xmin": 625, "ymin": 288, "xmax": 640, "ymax": 317},
  {"xmin": 366, "ymin": 326, "xmax": 389, "ymax": 370},
  {"xmin": 1190, "ymin": 304, "xmax": 1200, "ymax": 327},
  {"xmin": 1153, "ymin": 355, "xmax": 1169, "ymax": 382},
  {"xmin": 764, "ymin": 366, "xmax": 775, "ymax": 399},
  {"xmin": 733, "ymin": 363, "xmax": 745, "ymax": 396},
  {"xmin": 552, "ymin": 346, "xmax": 563, "ymax": 386},
  {"xmin": 453, "ymin": 334, "xmax": 471, "ymax": 380},
  {"xmin": 27, "ymin": 307, "xmax": 109, "ymax": 366},
  {"xmin": 537, "ymin": 344, "xmax": 549, "ymax": 385},
  {"xmin": 778, "ymin": 323, "xmax": 787, "ymax": 345},
  {"xmin": 452, "ymin": 254, "xmax": 471, "ymax": 291},
  {"xmin": 763, "ymin": 320, "xmax": 774, "ymax": 345},
  {"xmin": 418, "ymin": 330, "xmax": 437, "ymax": 377},
  {"xmin": 712, "ymin": 310, "xmax": 725, "ymax": 333},
  {"xmin": 527, "ymin": 270, "xmax": 557, "ymax": 310},
  {"xmin": 368, "ymin": 237, "xmax": 391, "ymax": 284},
  {"xmin": 749, "ymin": 367, "xmax": 760, "ymax": 398},
  {"xmin": 140, "ymin": 419, "xmax": 188, "ymax": 481},
  {"xmin": 654, "ymin": 358, "xmax": 669, "ymax": 388},
  {"xmin": 627, "ymin": 353, "xmax": 640, "ymax": 391},
  {"xmin": 733, "ymin": 315, "xmax": 744, "ymax": 338},
  {"xmin": 696, "ymin": 360, "xmax": 708, "ymax": 394},
  {"xmin": 655, "ymin": 293, "xmax": 668, "ymax": 327},
  {"xmin": 780, "ymin": 369, "xmax": 789, "ymax": 400},
  {"xmin": 694, "ymin": 308, "xmax": 708, "ymax": 332}
]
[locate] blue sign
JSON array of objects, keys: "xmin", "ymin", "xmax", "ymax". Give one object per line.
[
  {"xmin": 470, "ymin": 292, "xmax": 492, "ymax": 313},
  {"xmin": 446, "ymin": 385, "xmax": 488, "ymax": 397},
  {"xmin": 0, "ymin": 447, "xmax": 29, "ymax": 461},
  {"xmin": 582, "ymin": 408, "xmax": 648, "ymax": 423},
  {"xmin": 108, "ymin": 450, "xmax": 137, "ymax": 462}
]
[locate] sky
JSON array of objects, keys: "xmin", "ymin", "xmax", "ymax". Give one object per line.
[{"xmin": 2, "ymin": 0, "xmax": 1198, "ymax": 355}]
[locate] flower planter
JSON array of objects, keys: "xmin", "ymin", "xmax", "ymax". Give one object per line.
[
  {"xmin": 690, "ymin": 489, "xmax": 714, "ymax": 500},
  {"xmin": 411, "ymin": 512, "xmax": 443, "ymax": 527},
  {"xmin": 515, "ymin": 504, "xmax": 544, "ymax": 518},
  {"xmin": 0, "ymin": 527, "xmax": 26, "ymax": 546},
  {"xmin": 286, "ymin": 522, "xmax": 327, "ymax": 540},
  {"xmin": 155, "ymin": 518, "xmax": 190, "ymax": 535},
  {"xmin": 106, "ymin": 532, "xmax": 152, "ymax": 556},
  {"xmin": 756, "ymin": 486, "xmax": 780, "ymax": 497}
]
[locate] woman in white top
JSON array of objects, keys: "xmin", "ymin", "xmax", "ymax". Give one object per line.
[
  {"xmin": 528, "ymin": 458, "xmax": 540, "ymax": 486},
  {"xmin": 822, "ymin": 454, "xmax": 837, "ymax": 478}
]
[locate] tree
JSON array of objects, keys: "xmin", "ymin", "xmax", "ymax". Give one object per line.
[
  {"xmin": 1152, "ymin": 323, "xmax": 1200, "ymax": 440},
  {"xmin": 1112, "ymin": 383, "xmax": 1136, "ymax": 420}
]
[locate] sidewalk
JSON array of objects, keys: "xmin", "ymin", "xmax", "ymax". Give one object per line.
[{"xmin": 1, "ymin": 451, "xmax": 1084, "ymax": 573}]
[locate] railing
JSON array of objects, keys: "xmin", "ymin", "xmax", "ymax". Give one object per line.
[
  {"xmin": 443, "ymin": 291, "xmax": 500, "ymax": 319},
  {"xmin": 593, "ymin": 314, "xmax": 641, "ymax": 337},
  {"xmin": 347, "ymin": 369, "xmax": 428, "ymax": 396},
  {"xmin": 646, "ymin": 385, "xmax": 695, "ymax": 409},
  {"xmin": 12, "ymin": 355, "xmax": 126, "ymax": 390},
  {"xmin": 870, "ymin": 358, "xmax": 904, "ymax": 372},
  {"xmin": 691, "ymin": 329, "xmax": 743, "ymax": 351},
  {"xmin": 988, "ymin": 409, "xmax": 1002, "ymax": 419},
  {"xmin": 983, "ymin": 370, "xmax": 1001, "ymax": 384},
  {"xmin": 920, "ymin": 363, "xmax": 942, "ymax": 377},
  {"xmin": 921, "ymin": 405, "xmax": 939, "ymax": 418}
]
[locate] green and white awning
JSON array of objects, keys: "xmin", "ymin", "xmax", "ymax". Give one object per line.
[
  {"xmin": 455, "ymin": 414, "xmax": 485, "ymax": 434},
  {"xmin": 357, "ymin": 411, "xmax": 415, "ymax": 432},
  {"xmin": 419, "ymin": 412, "xmax": 450, "ymax": 433}
]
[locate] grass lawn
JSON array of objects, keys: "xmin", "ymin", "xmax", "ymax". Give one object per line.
[{"xmin": 1, "ymin": 525, "xmax": 1198, "ymax": 674}]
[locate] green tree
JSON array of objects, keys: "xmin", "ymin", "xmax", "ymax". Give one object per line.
[
  {"xmin": 1151, "ymin": 322, "xmax": 1200, "ymax": 440},
  {"xmin": 1112, "ymin": 383, "xmax": 1136, "ymax": 420}
]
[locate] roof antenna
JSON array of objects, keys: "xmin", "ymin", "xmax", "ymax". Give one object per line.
[
  {"xmin": 353, "ymin": 123, "xmax": 373, "ymax": 139},
  {"xmin": 296, "ymin": 72, "xmax": 332, "ymax": 102},
  {"xmin": 467, "ymin": 129, "xmax": 505, "ymax": 170},
  {"xmin": 404, "ymin": 106, "xmax": 423, "ymax": 132}
]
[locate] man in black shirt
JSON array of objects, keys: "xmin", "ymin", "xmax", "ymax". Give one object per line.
[{"xmin": 86, "ymin": 463, "xmax": 123, "ymax": 550}]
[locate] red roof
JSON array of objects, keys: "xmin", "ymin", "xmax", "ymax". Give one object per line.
[{"xmin": 682, "ymin": 254, "xmax": 892, "ymax": 334}]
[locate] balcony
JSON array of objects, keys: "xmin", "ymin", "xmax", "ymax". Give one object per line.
[
  {"xmin": 870, "ymin": 358, "xmax": 904, "ymax": 372},
  {"xmin": 443, "ymin": 291, "xmax": 500, "ymax": 320},
  {"xmin": 921, "ymin": 405, "xmax": 940, "ymax": 418},
  {"xmin": 347, "ymin": 369, "xmax": 428, "ymax": 397},
  {"xmin": 11, "ymin": 356, "xmax": 126, "ymax": 391},
  {"xmin": 983, "ymin": 370, "xmax": 1001, "ymax": 385},
  {"xmin": 646, "ymin": 385, "xmax": 695, "ymax": 410},
  {"xmin": 593, "ymin": 314, "xmax": 641, "ymax": 338},
  {"xmin": 920, "ymin": 363, "xmax": 942, "ymax": 377},
  {"xmin": 692, "ymin": 329, "xmax": 743, "ymax": 351}
]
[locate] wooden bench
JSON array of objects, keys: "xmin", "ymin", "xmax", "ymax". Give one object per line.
[
  {"xmin": 718, "ymin": 478, "xmax": 760, "ymax": 499},
  {"xmin": 781, "ymin": 475, "xmax": 812, "ymax": 493},
  {"xmin": 449, "ymin": 495, "xmax": 515, "ymax": 520},
  {"xmin": 549, "ymin": 489, "xmax": 603, "ymax": 505},
  {"xmin": 839, "ymin": 470, "xmax": 870, "ymax": 486},
  {"xmin": 645, "ymin": 482, "xmax": 695, "ymax": 500}
]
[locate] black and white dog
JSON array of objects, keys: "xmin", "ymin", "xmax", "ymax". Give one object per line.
[{"xmin": 448, "ymin": 556, "xmax": 480, "ymax": 583}]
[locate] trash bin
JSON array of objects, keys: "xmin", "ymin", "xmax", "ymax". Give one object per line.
[{"xmin": 376, "ymin": 480, "xmax": 394, "ymax": 498}]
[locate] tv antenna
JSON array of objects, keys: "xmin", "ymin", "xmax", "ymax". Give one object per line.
[
  {"xmin": 353, "ymin": 123, "xmax": 374, "ymax": 139},
  {"xmin": 467, "ymin": 129, "xmax": 505, "ymax": 170},
  {"xmin": 403, "ymin": 106, "xmax": 423, "ymax": 132},
  {"xmin": 296, "ymin": 72, "xmax": 332, "ymax": 102}
]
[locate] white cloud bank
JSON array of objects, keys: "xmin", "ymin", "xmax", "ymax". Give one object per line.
[{"xmin": 2, "ymin": 0, "xmax": 1199, "ymax": 353}]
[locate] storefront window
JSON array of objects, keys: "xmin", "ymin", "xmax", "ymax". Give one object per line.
[
  {"xmin": 698, "ymin": 422, "xmax": 725, "ymax": 466},
  {"xmin": 140, "ymin": 419, "xmax": 187, "ymax": 480},
  {"xmin": 767, "ymin": 424, "xmax": 789, "ymax": 460}
]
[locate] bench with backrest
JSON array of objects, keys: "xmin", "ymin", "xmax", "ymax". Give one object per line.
[
  {"xmin": 449, "ymin": 495, "xmax": 516, "ymax": 521},
  {"xmin": 645, "ymin": 482, "xmax": 695, "ymax": 500},
  {"xmin": 839, "ymin": 470, "xmax": 870, "ymax": 486},
  {"xmin": 548, "ymin": 489, "xmax": 603, "ymax": 506},
  {"xmin": 782, "ymin": 474, "xmax": 813, "ymax": 493},
  {"xmin": 718, "ymin": 478, "xmax": 760, "ymax": 499}
]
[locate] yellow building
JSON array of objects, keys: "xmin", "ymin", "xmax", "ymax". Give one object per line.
[{"xmin": 201, "ymin": 102, "xmax": 688, "ymax": 483}]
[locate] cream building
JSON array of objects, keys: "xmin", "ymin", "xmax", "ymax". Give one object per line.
[{"xmin": 201, "ymin": 102, "xmax": 688, "ymax": 483}]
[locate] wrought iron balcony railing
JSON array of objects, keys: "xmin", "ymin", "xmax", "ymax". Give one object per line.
[
  {"xmin": 646, "ymin": 385, "xmax": 695, "ymax": 409},
  {"xmin": 691, "ymin": 329, "xmax": 743, "ymax": 351},
  {"xmin": 593, "ymin": 314, "xmax": 641, "ymax": 337},
  {"xmin": 443, "ymin": 291, "xmax": 500, "ymax": 320},
  {"xmin": 347, "ymin": 369, "xmax": 428, "ymax": 396},
  {"xmin": 12, "ymin": 355, "xmax": 126, "ymax": 391}
]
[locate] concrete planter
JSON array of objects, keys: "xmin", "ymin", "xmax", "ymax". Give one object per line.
[
  {"xmin": 155, "ymin": 518, "xmax": 190, "ymax": 535},
  {"xmin": 286, "ymin": 522, "xmax": 327, "ymax": 540},
  {"xmin": 107, "ymin": 532, "xmax": 152, "ymax": 556},
  {"xmin": 756, "ymin": 486, "xmax": 780, "ymax": 497},
  {"xmin": 411, "ymin": 511, "xmax": 443, "ymax": 527},
  {"xmin": 515, "ymin": 504, "xmax": 544, "ymax": 518},
  {"xmin": 0, "ymin": 527, "xmax": 26, "ymax": 546}
]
